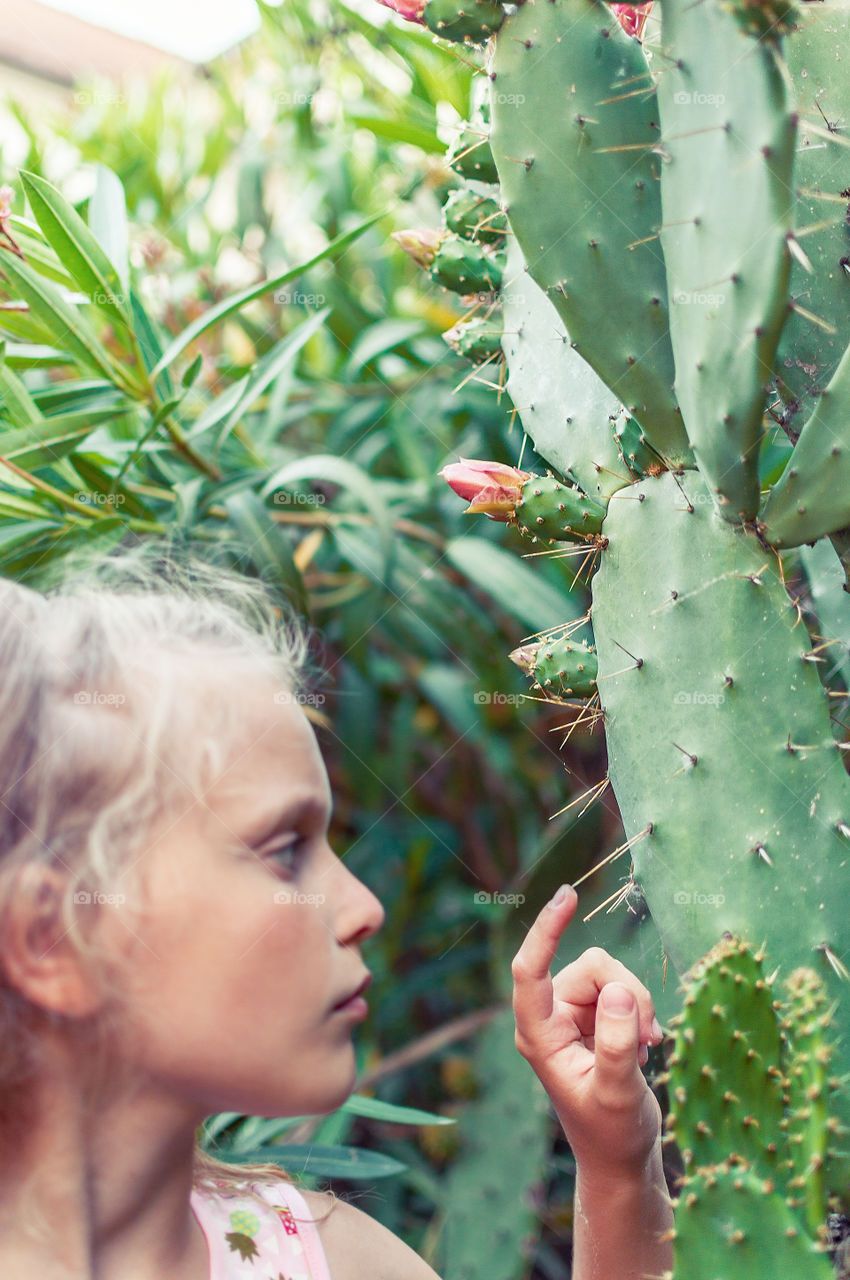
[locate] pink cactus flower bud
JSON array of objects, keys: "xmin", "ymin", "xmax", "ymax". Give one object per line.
[
  {"xmin": 610, "ymin": 2, "xmax": 653, "ymax": 38},
  {"xmin": 375, "ymin": 0, "xmax": 427, "ymax": 25},
  {"xmin": 438, "ymin": 457, "xmax": 533, "ymax": 521},
  {"xmin": 392, "ymin": 228, "xmax": 444, "ymax": 269},
  {"xmin": 508, "ymin": 643, "xmax": 542, "ymax": 675}
]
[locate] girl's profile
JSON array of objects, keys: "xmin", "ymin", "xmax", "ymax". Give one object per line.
[{"xmin": 0, "ymin": 539, "xmax": 671, "ymax": 1280}]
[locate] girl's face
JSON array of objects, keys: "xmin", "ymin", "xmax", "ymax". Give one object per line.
[{"xmin": 101, "ymin": 672, "xmax": 385, "ymax": 1121}]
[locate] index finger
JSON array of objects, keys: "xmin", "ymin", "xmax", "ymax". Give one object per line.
[{"xmin": 511, "ymin": 884, "xmax": 578, "ymax": 1030}]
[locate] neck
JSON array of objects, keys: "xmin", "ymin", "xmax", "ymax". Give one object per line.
[{"xmin": 0, "ymin": 1048, "xmax": 208, "ymax": 1280}]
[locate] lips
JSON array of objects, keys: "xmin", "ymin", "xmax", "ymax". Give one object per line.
[{"xmin": 332, "ymin": 972, "xmax": 372, "ymax": 1009}]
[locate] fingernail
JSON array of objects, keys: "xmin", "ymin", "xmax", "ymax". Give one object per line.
[
  {"xmin": 548, "ymin": 884, "xmax": 571, "ymax": 909},
  {"xmin": 651, "ymin": 1016, "xmax": 663, "ymax": 1042},
  {"xmin": 600, "ymin": 983, "xmax": 634, "ymax": 1015}
]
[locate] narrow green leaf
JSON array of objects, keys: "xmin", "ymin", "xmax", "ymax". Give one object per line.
[
  {"xmin": 152, "ymin": 211, "xmax": 386, "ymax": 377},
  {"xmin": 0, "ymin": 343, "xmax": 41, "ymax": 426},
  {"xmin": 348, "ymin": 112, "xmax": 443, "ymax": 153},
  {"xmin": 0, "ymin": 407, "xmax": 123, "ymax": 469},
  {"xmin": 0, "ymin": 253, "xmax": 142, "ymax": 395},
  {"xmin": 341, "ymin": 1094, "xmax": 456, "ymax": 1126},
  {"xmin": 20, "ymin": 171, "xmax": 131, "ymax": 328},
  {"xmin": 0, "ymin": 342, "xmax": 74, "ymax": 369},
  {"xmin": 222, "ymin": 1144, "xmax": 407, "ymax": 1180}
]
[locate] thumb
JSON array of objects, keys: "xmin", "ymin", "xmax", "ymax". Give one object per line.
[{"xmin": 593, "ymin": 982, "xmax": 643, "ymax": 1097}]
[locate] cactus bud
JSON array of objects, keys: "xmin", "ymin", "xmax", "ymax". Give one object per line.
[
  {"xmin": 439, "ymin": 457, "xmax": 532, "ymax": 520},
  {"xmin": 442, "ymin": 316, "xmax": 503, "ymax": 363},
  {"xmin": 391, "ymin": 228, "xmax": 445, "ymax": 269},
  {"xmin": 610, "ymin": 3, "xmax": 653, "ymax": 38},
  {"xmin": 374, "ymin": 0, "xmax": 427, "ymax": 23}
]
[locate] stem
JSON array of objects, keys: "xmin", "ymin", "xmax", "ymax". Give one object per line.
[{"xmin": 161, "ymin": 413, "xmax": 221, "ymax": 481}]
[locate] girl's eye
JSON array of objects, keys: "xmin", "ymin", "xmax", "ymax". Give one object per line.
[{"xmin": 265, "ymin": 838, "xmax": 306, "ymax": 873}]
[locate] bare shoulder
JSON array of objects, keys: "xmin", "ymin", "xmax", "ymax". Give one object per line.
[{"xmin": 298, "ymin": 1187, "xmax": 442, "ymax": 1280}]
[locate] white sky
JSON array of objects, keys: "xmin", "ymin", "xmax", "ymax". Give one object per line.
[{"xmin": 37, "ymin": 0, "xmax": 265, "ymax": 62}]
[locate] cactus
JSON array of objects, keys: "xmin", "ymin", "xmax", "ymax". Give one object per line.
[
  {"xmin": 657, "ymin": 936, "xmax": 850, "ymax": 1275},
  {"xmin": 379, "ymin": 0, "xmax": 850, "ymax": 1267},
  {"xmin": 432, "ymin": 1007, "xmax": 551, "ymax": 1280}
]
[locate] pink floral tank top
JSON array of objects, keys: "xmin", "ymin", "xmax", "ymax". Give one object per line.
[{"xmin": 190, "ymin": 1178, "xmax": 333, "ymax": 1280}]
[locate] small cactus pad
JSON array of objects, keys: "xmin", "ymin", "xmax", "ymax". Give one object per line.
[
  {"xmin": 515, "ymin": 475, "xmax": 607, "ymax": 543},
  {"xmin": 430, "ymin": 235, "xmax": 505, "ymax": 294},
  {"xmin": 443, "ymin": 189, "xmax": 507, "ymax": 244},
  {"xmin": 513, "ymin": 634, "xmax": 599, "ymax": 699},
  {"xmin": 671, "ymin": 1159, "xmax": 835, "ymax": 1280},
  {"xmin": 663, "ymin": 936, "xmax": 787, "ymax": 1176},
  {"xmin": 422, "ymin": 0, "xmax": 506, "ymax": 42}
]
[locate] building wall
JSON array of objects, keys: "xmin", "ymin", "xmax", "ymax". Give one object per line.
[{"xmin": 1, "ymin": 0, "xmax": 189, "ymax": 86}]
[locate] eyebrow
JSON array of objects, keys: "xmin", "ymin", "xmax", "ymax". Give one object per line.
[{"xmin": 242, "ymin": 794, "xmax": 332, "ymax": 846}]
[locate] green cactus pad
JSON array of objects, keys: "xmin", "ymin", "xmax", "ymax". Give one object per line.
[
  {"xmin": 761, "ymin": 339, "xmax": 850, "ymax": 546},
  {"xmin": 442, "ymin": 316, "xmax": 504, "ymax": 364},
  {"xmin": 489, "ymin": 0, "xmax": 692, "ymax": 467},
  {"xmin": 430, "ymin": 235, "xmax": 505, "ymax": 294},
  {"xmin": 442, "ymin": 189, "xmax": 507, "ymax": 244},
  {"xmin": 655, "ymin": 0, "xmax": 796, "ymax": 521},
  {"xmin": 774, "ymin": 0, "xmax": 850, "ymax": 416},
  {"xmin": 664, "ymin": 936, "xmax": 787, "ymax": 1176},
  {"xmin": 611, "ymin": 413, "xmax": 664, "ymax": 480},
  {"xmin": 448, "ymin": 126, "xmax": 499, "ymax": 184},
  {"xmin": 435, "ymin": 1007, "xmax": 550, "ymax": 1280},
  {"xmin": 521, "ymin": 634, "xmax": 598, "ymax": 698},
  {"xmin": 422, "ymin": 0, "xmax": 506, "ymax": 43},
  {"xmin": 515, "ymin": 474, "xmax": 607, "ymax": 543},
  {"xmin": 671, "ymin": 1159, "xmax": 835, "ymax": 1280},
  {"xmin": 590, "ymin": 469, "xmax": 850, "ymax": 1050},
  {"xmin": 500, "ymin": 237, "xmax": 630, "ymax": 505}
]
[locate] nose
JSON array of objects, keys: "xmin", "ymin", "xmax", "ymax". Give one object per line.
[{"xmin": 334, "ymin": 856, "xmax": 385, "ymax": 943}]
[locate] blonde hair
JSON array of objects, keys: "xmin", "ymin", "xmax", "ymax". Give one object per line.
[{"xmin": 0, "ymin": 534, "xmax": 339, "ymax": 1227}]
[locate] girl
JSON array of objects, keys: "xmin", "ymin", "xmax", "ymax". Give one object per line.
[{"xmin": 0, "ymin": 540, "xmax": 672, "ymax": 1280}]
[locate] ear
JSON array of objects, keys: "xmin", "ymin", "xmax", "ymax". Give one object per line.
[{"xmin": 1, "ymin": 865, "xmax": 102, "ymax": 1018}]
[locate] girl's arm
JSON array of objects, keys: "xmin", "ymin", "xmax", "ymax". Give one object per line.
[{"xmin": 511, "ymin": 884, "xmax": 674, "ymax": 1280}]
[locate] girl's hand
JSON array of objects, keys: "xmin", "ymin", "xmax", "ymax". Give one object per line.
[{"xmin": 511, "ymin": 884, "xmax": 665, "ymax": 1179}]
